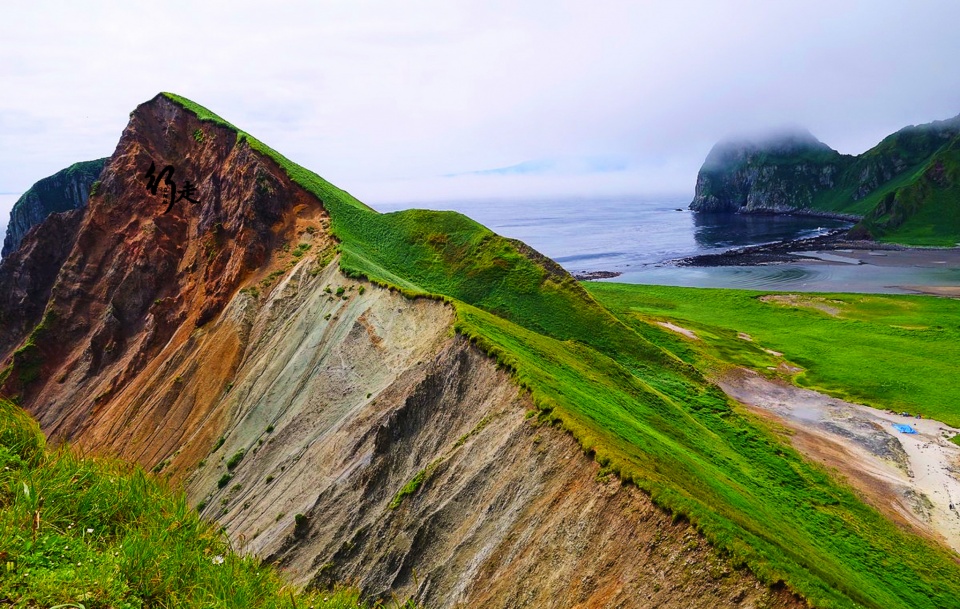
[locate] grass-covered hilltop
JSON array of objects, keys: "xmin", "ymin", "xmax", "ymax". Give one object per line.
[
  {"xmin": 690, "ymin": 115, "xmax": 960, "ymax": 245},
  {"xmin": 2, "ymin": 92, "xmax": 960, "ymax": 608}
]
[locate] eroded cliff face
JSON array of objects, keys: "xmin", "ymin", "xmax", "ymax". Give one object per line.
[
  {"xmin": 1, "ymin": 158, "xmax": 105, "ymax": 258},
  {"xmin": 689, "ymin": 115, "xmax": 960, "ymax": 231},
  {"xmin": 688, "ymin": 131, "xmax": 850, "ymax": 216},
  {"xmin": 0, "ymin": 95, "xmax": 332, "ymax": 450},
  {"xmin": 0, "ymin": 208, "xmax": 84, "ymax": 358},
  {"xmin": 173, "ymin": 254, "xmax": 803, "ymax": 609},
  {"xmin": 0, "ymin": 95, "xmax": 806, "ymax": 608}
]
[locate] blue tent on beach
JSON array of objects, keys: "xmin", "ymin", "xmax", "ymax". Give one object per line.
[{"xmin": 892, "ymin": 424, "xmax": 917, "ymax": 434}]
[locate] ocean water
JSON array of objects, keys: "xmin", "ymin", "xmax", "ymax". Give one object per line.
[
  {"xmin": 372, "ymin": 196, "xmax": 847, "ymax": 272},
  {"xmin": 371, "ymin": 196, "xmax": 960, "ymax": 294}
]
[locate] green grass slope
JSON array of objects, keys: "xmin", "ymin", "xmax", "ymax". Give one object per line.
[
  {"xmin": 809, "ymin": 119, "xmax": 960, "ymax": 216},
  {"xmin": 857, "ymin": 139, "xmax": 960, "ymax": 245},
  {"xmin": 587, "ymin": 283, "xmax": 960, "ymax": 427},
  {"xmin": 816, "ymin": 121, "xmax": 960, "ymax": 243},
  {"xmin": 0, "ymin": 397, "xmax": 381, "ymax": 608},
  {"xmin": 152, "ymin": 93, "xmax": 960, "ymax": 608}
]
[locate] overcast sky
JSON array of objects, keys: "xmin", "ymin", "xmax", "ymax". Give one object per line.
[{"xmin": 2, "ymin": 0, "xmax": 960, "ymax": 230}]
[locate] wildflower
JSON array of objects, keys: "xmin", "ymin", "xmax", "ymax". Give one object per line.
[
  {"xmin": 86, "ymin": 528, "xmax": 94, "ymax": 534},
  {"xmin": 212, "ymin": 555, "xmax": 225, "ymax": 565}
]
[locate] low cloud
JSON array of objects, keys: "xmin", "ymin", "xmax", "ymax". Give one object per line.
[{"xmin": 2, "ymin": 0, "xmax": 959, "ymax": 214}]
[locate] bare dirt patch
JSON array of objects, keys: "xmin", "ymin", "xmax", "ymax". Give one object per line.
[
  {"xmin": 718, "ymin": 368, "xmax": 960, "ymax": 554},
  {"xmin": 901, "ymin": 286, "xmax": 960, "ymax": 298},
  {"xmin": 759, "ymin": 294, "xmax": 843, "ymax": 317},
  {"xmin": 656, "ymin": 321, "xmax": 699, "ymax": 340}
]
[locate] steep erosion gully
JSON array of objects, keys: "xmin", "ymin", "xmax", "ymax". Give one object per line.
[{"xmin": 170, "ymin": 257, "xmax": 805, "ymax": 609}]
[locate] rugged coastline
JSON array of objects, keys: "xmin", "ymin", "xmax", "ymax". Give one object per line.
[
  {"xmin": 688, "ymin": 114, "xmax": 960, "ymax": 245},
  {"xmin": 674, "ymin": 229, "xmax": 949, "ymax": 267},
  {"xmin": 694, "ymin": 206, "xmax": 862, "ymax": 223},
  {"xmin": 572, "ymin": 269, "xmax": 622, "ymax": 280}
]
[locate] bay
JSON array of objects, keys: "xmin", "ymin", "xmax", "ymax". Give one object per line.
[
  {"xmin": 371, "ymin": 196, "xmax": 846, "ymax": 272},
  {"xmin": 371, "ymin": 196, "xmax": 960, "ymax": 294}
]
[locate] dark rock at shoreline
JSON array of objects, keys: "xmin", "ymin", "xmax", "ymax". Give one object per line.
[
  {"xmin": 675, "ymin": 230, "xmax": 901, "ymax": 267},
  {"xmin": 573, "ymin": 270, "xmax": 622, "ymax": 281}
]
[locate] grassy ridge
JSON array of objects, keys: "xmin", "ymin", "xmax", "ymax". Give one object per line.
[
  {"xmin": 162, "ymin": 93, "xmax": 960, "ymax": 608},
  {"xmin": 0, "ymin": 398, "xmax": 376, "ymax": 608},
  {"xmin": 587, "ymin": 283, "xmax": 960, "ymax": 427},
  {"xmin": 817, "ymin": 123, "xmax": 960, "ymax": 243},
  {"xmin": 455, "ymin": 304, "xmax": 960, "ymax": 609}
]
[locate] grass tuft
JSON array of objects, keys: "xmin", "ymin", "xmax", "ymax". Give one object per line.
[
  {"xmin": 0, "ymin": 397, "xmax": 383, "ymax": 608},
  {"xmin": 226, "ymin": 450, "xmax": 245, "ymax": 471}
]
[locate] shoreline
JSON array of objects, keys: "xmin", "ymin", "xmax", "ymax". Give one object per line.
[
  {"xmin": 673, "ymin": 230, "xmax": 960, "ymax": 267},
  {"xmin": 686, "ymin": 206, "xmax": 864, "ymax": 222},
  {"xmin": 573, "ymin": 270, "xmax": 622, "ymax": 281}
]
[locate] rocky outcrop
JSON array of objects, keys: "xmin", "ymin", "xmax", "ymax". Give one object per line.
[
  {"xmin": 0, "ymin": 94, "xmax": 332, "ymax": 421},
  {"xmin": 689, "ymin": 130, "xmax": 851, "ymax": 215},
  {"xmin": 690, "ymin": 115, "xmax": 960, "ymax": 240},
  {"xmin": 1, "ymin": 158, "xmax": 105, "ymax": 258},
  {"xmin": 0, "ymin": 208, "xmax": 85, "ymax": 358}
]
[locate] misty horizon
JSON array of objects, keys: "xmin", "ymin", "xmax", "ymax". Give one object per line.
[{"xmin": 3, "ymin": 1, "xmax": 960, "ymax": 217}]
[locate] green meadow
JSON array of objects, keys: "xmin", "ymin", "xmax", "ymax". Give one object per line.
[
  {"xmin": 158, "ymin": 93, "xmax": 960, "ymax": 609},
  {"xmin": 587, "ymin": 283, "xmax": 960, "ymax": 427}
]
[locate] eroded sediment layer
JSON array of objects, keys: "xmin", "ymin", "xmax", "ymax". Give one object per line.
[{"xmin": 182, "ymin": 258, "xmax": 804, "ymax": 609}]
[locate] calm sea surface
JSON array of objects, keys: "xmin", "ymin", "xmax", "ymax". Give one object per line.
[{"xmin": 371, "ymin": 196, "xmax": 960, "ymax": 294}]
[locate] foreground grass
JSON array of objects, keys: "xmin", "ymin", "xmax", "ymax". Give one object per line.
[
  {"xmin": 0, "ymin": 398, "xmax": 384, "ymax": 608},
  {"xmin": 148, "ymin": 93, "xmax": 960, "ymax": 609},
  {"xmin": 587, "ymin": 283, "xmax": 960, "ymax": 427}
]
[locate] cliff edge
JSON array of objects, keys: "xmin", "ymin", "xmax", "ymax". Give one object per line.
[
  {"xmin": 690, "ymin": 115, "xmax": 960, "ymax": 244},
  {"xmin": 2, "ymin": 158, "xmax": 106, "ymax": 258}
]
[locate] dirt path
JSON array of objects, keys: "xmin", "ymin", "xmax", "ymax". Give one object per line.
[
  {"xmin": 718, "ymin": 368, "xmax": 960, "ymax": 554},
  {"xmin": 655, "ymin": 321, "xmax": 699, "ymax": 340}
]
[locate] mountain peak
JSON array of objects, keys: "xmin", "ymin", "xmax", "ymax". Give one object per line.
[{"xmin": 703, "ymin": 127, "xmax": 836, "ymax": 171}]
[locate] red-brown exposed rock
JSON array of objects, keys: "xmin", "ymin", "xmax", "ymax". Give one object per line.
[
  {"xmin": 0, "ymin": 208, "xmax": 84, "ymax": 357},
  {"xmin": 0, "ymin": 94, "xmax": 331, "ymax": 444}
]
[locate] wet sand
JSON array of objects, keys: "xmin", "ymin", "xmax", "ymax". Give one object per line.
[{"xmin": 675, "ymin": 233, "xmax": 960, "ymax": 296}]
